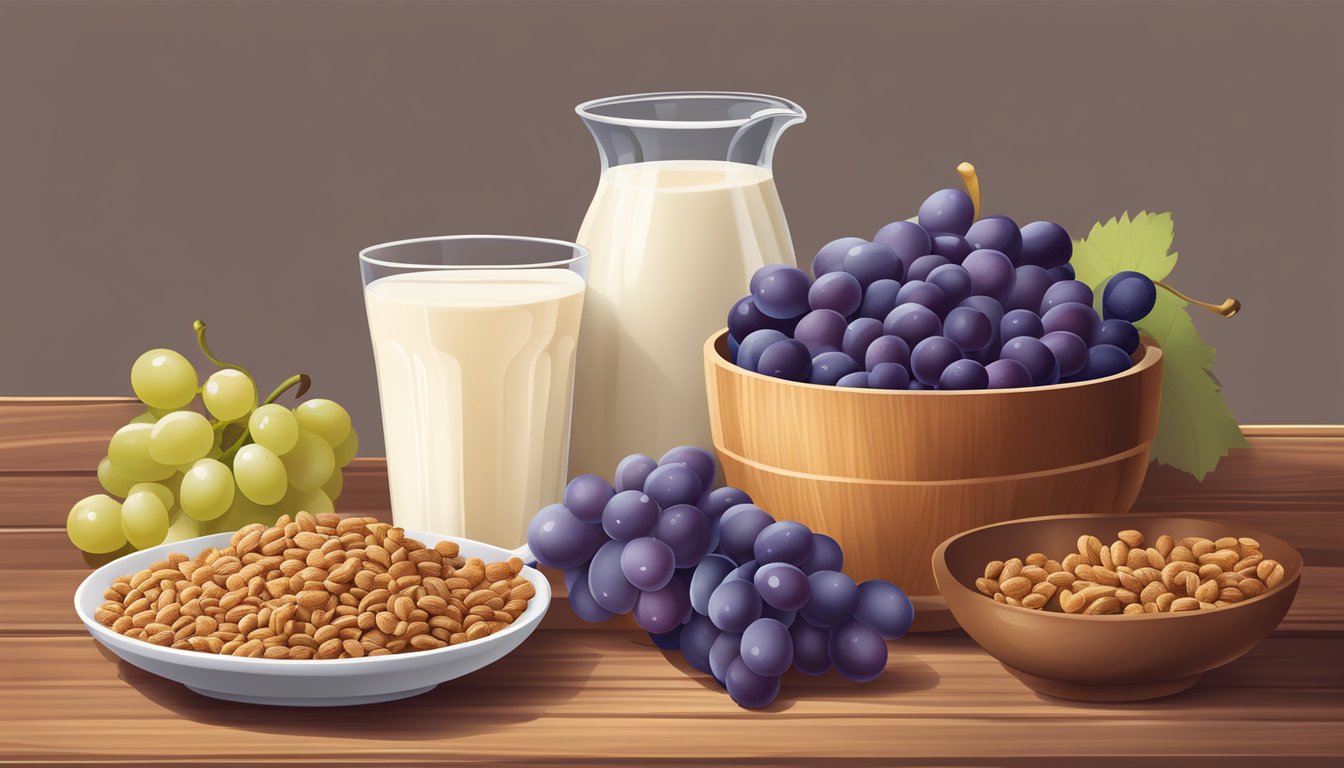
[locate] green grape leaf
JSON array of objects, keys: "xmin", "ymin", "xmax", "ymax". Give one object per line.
[{"xmin": 1071, "ymin": 211, "xmax": 1246, "ymax": 480}]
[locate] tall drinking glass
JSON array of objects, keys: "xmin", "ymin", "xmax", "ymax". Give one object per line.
[{"xmin": 359, "ymin": 236, "xmax": 588, "ymax": 548}]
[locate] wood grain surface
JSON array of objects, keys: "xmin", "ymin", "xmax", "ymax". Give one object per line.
[{"xmin": 0, "ymin": 398, "xmax": 1340, "ymax": 764}]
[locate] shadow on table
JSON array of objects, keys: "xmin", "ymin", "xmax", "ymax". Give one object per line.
[{"xmin": 96, "ymin": 638, "xmax": 600, "ymax": 739}]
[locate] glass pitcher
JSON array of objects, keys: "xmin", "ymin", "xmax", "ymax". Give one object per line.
[{"xmin": 569, "ymin": 91, "xmax": 806, "ymax": 478}]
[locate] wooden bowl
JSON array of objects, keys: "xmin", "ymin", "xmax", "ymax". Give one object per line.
[
  {"xmin": 703, "ymin": 330, "xmax": 1163, "ymax": 631},
  {"xmin": 933, "ymin": 514, "xmax": 1301, "ymax": 701}
]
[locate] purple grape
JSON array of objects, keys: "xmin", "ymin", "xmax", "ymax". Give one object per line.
[
  {"xmin": 754, "ymin": 562, "xmax": 810, "ymax": 611},
  {"xmin": 855, "ymin": 580, "xmax": 914, "ymax": 639},
  {"xmin": 864, "ymin": 334, "xmax": 911, "ymax": 371},
  {"xmin": 812, "ymin": 237, "xmax": 867, "ymax": 278},
  {"xmin": 873, "ymin": 221, "xmax": 931, "ymax": 273},
  {"xmin": 690, "ymin": 553, "xmax": 737, "ymax": 615},
  {"xmin": 563, "ymin": 565, "xmax": 585, "ymax": 593},
  {"xmin": 749, "ymin": 264, "xmax": 790, "ymax": 296},
  {"xmin": 1003, "ymin": 265, "xmax": 1053, "ymax": 313},
  {"xmin": 643, "ymin": 462, "xmax": 704, "ymax": 509},
  {"xmin": 794, "ymin": 309, "xmax": 847, "ymax": 356},
  {"xmin": 634, "ymin": 582, "xmax": 691, "ymax": 635},
  {"xmin": 842, "ymin": 317, "xmax": 884, "ymax": 362},
  {"xmin": 1001, "ymin": 308, "xmax": 1044, "ymax": 341},
  {"xmin": 654, "ymin": 504, "xmax": 712, "ymax": 568},
  {"xmin": 620, "ymin": 537, "xmax": 676, "ymax": 591},
  {"xmin": 756, "ymin": 339, "xmax": 812, "ymax": 381},
  {"xmin": 754, "ymin": 520, "xmax": 815, "ymax": 565},
  {"xmin": 931, "ymin": 234, "xmax": 972, "ymax": 263},
  {"xmin": 1042, "ymin": 301, "xmax": 1101, "ymax": 345},
  {"xmin": 938, "ymin": 359, "xmax": 988, "ymax": 390},
  {"xmin": 836, "ymin": 371, "xmax": 870, "ymax": 388},
  {"xmin": 614, "ymin": 453, "xmax": 657, "ymax": 493},
  {"xmin": 910, "ymin": 336, "xmax": 963, "ymax": 386},
  {"xmin": 961, "ymin": 248, "xmax": 1016, "ymax": 300},
  {"xmin": 568, "ymin": 562, "xmax": 618, "ymax": 623},
  {"xmin": 718, "ymin": 504, "xmax": 775, "ymax": 563},
  {"xmin": 1019, "ymin": 221, "xmax": 1072, "ymax": 269},
  {"xmin": 790, "ymin": 618, "xmax": 833, "ymax": 675},
  {"xmin": 761, "ymin": 605, "xmax": 797, "ymax": 626},
  {"xmin": 564, "ymin": 474, "xmax": 614, "ymax": 524},
  {"xmin": 801, "ymin": 570, "xmax": 859, "ymax": 628},
  {"xmin": 883, "ymin": 304, "xmax": 943, "ymax": 349},
  {"xmin": 1040, "ymin": 330, "xmax": 1088, "ymax": 378},
  {"xmin": 680, "ymin": 613, "xmax": 720, "ymax": 674},
  {"xmin": 709, "ymin": 630, "xmax": 743, "ymax": 685},
  {"xmin": 602, "ymin": 490, "xmax": 661, "ymax": 542},
  {"xmin": 588, "ymin": 540, "xmax": 639, "ymax": 614},
  {"xmin": 808, "ymin": 271, "xmax": 864, "ymax": 315},
  {"xmin": 895, "ymin": 280, "xmax": 948, "ymax": 316},
  {"xmin": 1097, "ymin": 318, "xmax": 1140, "ymax": 354},
  {"xmin": 527, "ymin": 503, "xmax": 607, "ymax": 569},
  {"xmin": 727, "ymin": 295, "xmax": 796, "ymax": 341},
  {"xmin": 708, "ymin": 577, "xmax": 763, "ymax": 633},
  {"xmin": 725, "ymin": 657, "xmax": 781, "ymax": 708},
  {"xmin": 740, "ymin": 618, "xmax": 793, "ymax": 677},
  {"xmin": 985, "ymin": 358, "xmax": 1033, "ymax": 389},
  {"xmin": 868, "ymin": 362, "xmax": 910, "ymax": 390},
  {"xmin": 726, "ymin": 559, "xmax": 759, "ymax": 583},
  {"xmin": 658, "ymin": 445, "xmax": 717, "ymax": 487},
  {"xmin": 829, "ymin": 619, "xmax": 888, "ymax": 682},
  {"xmin": 965, "ymin": 215, "xmax": 1022, "ymax": 263},
  {"xmin": 1049, "ymin": 263, "xmax": 1076, "ymax": 281},
  {"xmin": 698, "ymin": 486, "xmax": 751, "ymax": 520},
  {"xmin": 907, "ymin": 254, "xmax": 950, "ymax": 283},
  {"xmin": 1041, "ymin": 280, "xmax": 1094, "ymax": 314},
  {"xmin": 753, "ymin": 266, "xmax": 811, "ymax": 320},
  {"xmin": 857, "ymin": 278, "xmax": 902, "ymax": 320},
  {"xmin": 943, "ymin": 306, "xmax": 993, "ymax": 353},
  {"xmin": 927, "ymin": 264, "xmax": 973, "ymax": 305},
  {"xmin": 1081, "ymin": 344, "xmax": 1133, "ymax": 379},
  {"xmin": 809, "ymin": 351, "xmax": 861, "ymax": 386},
  {"xmin": 649, "ymin": 625, "xmax": 682, "ymax": 650},
  {"xmin": 842, "ymin": 241, "xmax": 902, "ymax": 288},
  {"xmin": 918, "ymin": 188, "xmax": 974, "ymax": 236},
  {"xmin": 800, "ymin": 533, "xmax": 844, "ymax": 573},
  {"xmin": 1102, "ymin": 271, "xmax": 1157, "ymax": 322},
  {"xmin": 959, "ymin": 294, "xmax": 1005, "ymax": 327},
  {"xmin": 1000, "ymin": 336, "xmax": 1060, "ymax": 386}
]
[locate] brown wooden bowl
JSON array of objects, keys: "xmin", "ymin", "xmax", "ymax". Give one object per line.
[
  {"xmin": 933, "ymin": 513, "xmax": 1302, "ymax": 702},
  {"xmin": 703, "ymin": 330, "xmax": 1163, "ymax": 631}
]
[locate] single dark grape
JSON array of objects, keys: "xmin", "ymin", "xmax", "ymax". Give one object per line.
[
  {"xmin": 927, "ymin": 263, "xmax": 973, "ymax": 305},
  {"xmin": 756, "ymin": 339, "xmax": 812, "ymax": 381},
  {"xmin": 931, "ymin": 234, "xmax": 972, "ymax": 263},
  {"xmin": 790, "ymin": 618, "xmax": 833, "ymax": 675},
  {"xmin": 943, "ymin": 306, "xmax": 993, "ymax": 353},
  {"xmin": 564, "ymin": 473, "xmax": 614, "ymax": 524},
  {"xmin": 726, "ymin": 559, "xmax": 759, "ymax": 583},
  {"xmin": 985, "ymin": 358, "xmax": 1033, "ymax": 389},
  {"xmin": 808, "ymin": 270, "xmax": 864, "ymax": 315},
  {"xmin": 690, "ymin": 553, "xmax": 737, "ymax": 615},
  {"xmin": 634, "ymin": 582, "xmax": 691, "ymax": 635},
  {"xmin": 864, "ymin": 334, "xmax": 912, "ymax": 371},
  {"xmin": 709, "ymin": 630, "xmax": 743, "ymax": 685},
  {"xmin": 1082, "ymin": 343, "xmax": 1133, "ymax": 379},
  {"xmin": 895, "ymin": 280, "xmax": 949, "ymax": 316},
  {"xmin": 1040, "ymin": 330, "xmax": 1088, "ymax": 378},
  {"xmin": 868, "ymin": 362, "xmax": 910, "ymax": 390},
  {"xmin": 725, "ymin": 657, "xmax": 781, "ymax": 709},
  {"xmin": 698, "ymin": 486, "xmax": 751, "ymax": 521},
  {"xmin": 654, "ymin": 504, "xmax": 712, "ymax": 568},
  {"xmin": 1001, "ymin": 308, "xmax": 1044, "ymax": 341},
  {"xmin": 1000, "ymin": 336, "xmax": 1060, "ymax": 386},
  {"xmin": 1041, "ymin": 301, "xmax": 1101, "ymax": 345},
  {"xmin": 842, "ymin": 317, "xmax": 884, "ymax": 362},
  {"xmin": 812, "ymin": 237, "xmax": 867, "ymax": 278},
  {"xmin": 829, "ymin": 619, "xmax": 888, "ymax": 682},
  {"xmin": 727, "ymin": 295, "xmax": 795, "ymax": 342},
  {"xmin": 836, "ymin": 371, "xmax": 870, "ymax": 388},
  {"xmin": 961, "ymin": 248, "xmax": 1016, "ymax": 300},
  {"xmin": 854, "ymin": 580, "xmax": 914, "ymax": 639},
  {"xmin": 964, "ymin": 215, "xmax": 1022, "ymax": 263},
  {"xmin": 910, "ymin": 336, "xmax": 963, "ymax": 386},
  {"xmin": 809, "ymin": 351, "xmax": 861, "ymax": 386},
  {"xmin": 1097, "ymin": 318, "xmax": 1140, "ymax": 354},
  {"xmin": 754, "ymin": 562, "xmax": 811, "ymax": 611},
  {"xmin": 1102, "ymin": 270, "xmax": 1157, "ymax": 322},
  {"xmin": 740, "ymin": 618, "xmax": 794, "ymax": 677},
  {"xmin": 801, "ymin": 570, "xmax": 860, "ymax": 628},
  {"xmin": 918, "ymin": 188, "xmax": 975, "ymax": 236},
  {"xmin": 527, "ymin": 503, "xmax": 607, "ymax": 569},
  {"xmin": 938, "ymin": 358, "xmax": 988, "ymax": 389},
  {"xmin": 643, "ymin": 462, "xmax": 704, "ymax": 509},
  {"xmin": 614, "ymin": 453, "xmax": 657, "ymax": 494},
  {"xmin": 1003, "ymin": 265, "xmax": 1054, "ymax": 313},
  {"xmin": 1041, "ymin": 280, "xmax": 1094, "ymax": 314},
  {"xmin": 602, "ymin": 490, "xmax": 661, "ymax": 542},
  {"xmin": 857, "ymin": 278, "xmax": 902, "ymax": 320},
  {"xmin": 1049, "ymin": 263, "xmax": 1076, "ymax": 281},
  {"xmin": 907, "ymin": 254, "xmax": 950, "ymax": 283},
  {"xmin": 800, "ymin": 533, "xmax": 844, "ymax": 573},
  {"xmin": 680, "ymin": 613, "xmax": 720, "ymax": 674},
  {"xmin": 842, "ymin": 241, "xmax": 902, "ymax": 288},
  {"xmin": 793, "ymin": 309, "xmax": 847, "ymax": 356},
  {"xmin": 658, "ymin": 445, "xmax": 717, "ymax": 487},
  {"xmin": 753, "ymin": 266, "xmax": 811, "ymax": 320},
  {"xmin": 649, "ymin": 625, "xmax": 682, "ymax": 651},
  {"xmin": 754, "ymin": 520, "xmax": 814, "ymax": 565},
  {"xmin": 717, "ymin": 504, "xmax": 776, "ymax": 564},
  {"xmin": 568, "ymin": 562, "xmax": 618, "ymax": 623},
  {"xmin": 761, "ymin": 605, "xmax": 797, "ymax": 626},
  {"xmin": 882, "ymin": 304, "xmax": 942, "ymax": 348},
  {"xmin": 1018, "ymin": 221, "xmax": 1072, "ymax": 269},
  {"xmin": 872, "ymin": 221, "xmax": 930, "ymax": 274},
  {"xmin": 588, "ymin": 540, "xmax": 639, "ymax": 614},
  {"xmin": 749, "ymin": 264, "xmax": 789, "ymax": 296},
  {"xmin": 959, "ymin": 294, "xmax": 1005, "ymax": 326},
  {"xmin": 620, "ymin": 536, "xmax": 676, "ymax": 591},
  {"xmin": 708, "ymin": 577, "xmax": 763, "ymax": 633}
]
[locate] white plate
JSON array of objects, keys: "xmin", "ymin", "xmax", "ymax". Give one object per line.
[{"xmin": 74, "ymin": 530, "xmax": 550, "ymax": 707}]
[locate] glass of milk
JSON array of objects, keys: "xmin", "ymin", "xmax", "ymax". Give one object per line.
[{"xmin": 359, "ymin": 235, "xmax": 588, "ymax": 548}]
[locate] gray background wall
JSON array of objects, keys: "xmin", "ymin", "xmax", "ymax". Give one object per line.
[{"xmin": 2, "ymin": 0, "xmax": 1341, "ymax": 453}]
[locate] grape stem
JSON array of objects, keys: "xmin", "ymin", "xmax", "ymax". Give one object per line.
[
  {"xmin": 1155, "ymin": 281, "xmax": 1241, "ymax": 318},
  {"xmin": 217, "ymin": 373, "xmax": 312, "ymax": 464},
  {"xmin": 194, "ymin": 320, "xmax": 253, "ymax": 379},
  {"xmin": 957, "ymin": 162, "xmax": 980, "ymax": 222}
]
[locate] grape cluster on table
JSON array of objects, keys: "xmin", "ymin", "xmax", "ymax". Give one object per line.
[
  {"xmin": 66, "ymin": 343, "xmax": 359, "ymax": 556},
  {"xmin": 527, "ymin": 446, "xmax": 914, "ymax": 709},
  {"xmin": 727, "ymin": 187, "xmax": 1158, "ymax": 389}
]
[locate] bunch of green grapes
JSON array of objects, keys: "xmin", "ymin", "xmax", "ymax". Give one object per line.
[{"xmin": 66, "ymin": 321, "xmax": 359, "ymax": 555}]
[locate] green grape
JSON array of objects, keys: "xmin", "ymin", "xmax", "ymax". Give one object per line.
[
  {"xmin": 321, "ymin": 469, "xmax": 343, "ymax": 502},
  {"xmin": 107, "ymin": 423, "xmax": 176, "ymax": 481},
  {"xmin": 129, "ymin": 410, "xmax": 159, "ymax": 425},
  {"xmin": 333, "ymin": 427, "xmax": 359, "ymax": 468},
  {"xmin": 281, "ymin": 486, "xmax": 334, "ymax": 516},
  {"xmin": 202, "ymin": 368, "xmax": 257, "ymax": 422},
  {"xmin": 233, "ymin": 444, "xmax": 287, "ymax": 505},
  {"xmin": 294, "ymin": 399, "xmax": 351, "ymax": 447},
  {"xmin": 97, "ymin": 455, "xmax": 136, "ymax": 498},
  {"xmin": 66, "ymin": 494, "xmax": 126, "ymax": 553},
  {"xmin": 280, "ymin": 430, "xmax": 335, "ymax": 491},
  {"xmin": 164, "ymin": 510, "xmax": 206, "ymax": 543},
  {"xmin": 248, "ymin": 403, "xmax": 299, "ymax": 455},
  {"xmin": 208, "ymin": 492, "xmax": 277, "ymax": 534},
  {"xmin": 121, "ymin": 490, "xmax": 170, "ymax": 549},
  {"xmin": 130, "ymin": 348, "xmax": 198, "ymax": 410},
  {"xmin": 128, "ymin": 481, "xmax": 174, "ymax": 511},
  {"xmin": 179, "ymin": 458, "xmax": 235, "ymax": 521},
  {"xmin": 148, "ymin": 411, "xmax": 214, "ymax": 466}
]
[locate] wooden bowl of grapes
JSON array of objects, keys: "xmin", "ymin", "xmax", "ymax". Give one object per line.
[{"xmin": 703, "ymin": 330, "xmax": 1163, "ymax": 631}]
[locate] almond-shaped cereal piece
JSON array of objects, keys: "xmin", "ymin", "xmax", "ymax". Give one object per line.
[
  {"xmin": 1171, "ymin": 597, "xmax": 1200, "ymax": 612},
  {"xmin": 975, "ymin": 578, "xmax": 999, "ymax": 597},
  {"xmin": 1001, "ymin": 558, "xmax": 1023, "ymax": 581},
  {"xmin": 1257, "ymin": 560, "xmax": 1286, "ymax": 588},
  {"xmin": 1123, "ymin": 603, "xmax": 1144, "ymax": 615},
  {"xmin": 999, "ymin": 576, "xmax": 1032, "ymax": 600},
  {"xmin": 1084, "ymin": 596, "xmax": 1121, "ymax": 615},
  {"xmin": 1117, "ymin": 529, "xmax": 1144, "ymax": 548},
  {"xmin": 1021, "ymin": 593, "xmax": 1047, "ymax": 610}
]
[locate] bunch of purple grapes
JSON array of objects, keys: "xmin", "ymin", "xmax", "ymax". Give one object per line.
[
  {"xmin": 526, "ymin": 446, "xmax": 913, "ymax": 709},
  {"xmin": 727, "ymin": 186, "xmax": 1158, "ymax": 389}
]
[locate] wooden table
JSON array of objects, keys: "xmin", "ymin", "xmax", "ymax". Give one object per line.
[{"xmin": 2, "ymin": 399, "xmax": 1341, "ymax": 765}]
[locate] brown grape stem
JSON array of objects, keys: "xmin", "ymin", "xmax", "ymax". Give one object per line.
[
  {"xmin": 1155, "ymin": 281, "xmax": 1241, "ymax": 318},
  {"xmin": 193, "ymin": 320, "xmax": 254, "ymax": 379}
]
